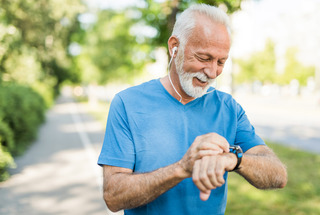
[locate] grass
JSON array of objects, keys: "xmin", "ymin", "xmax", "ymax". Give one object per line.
[
  {"xmin": 226, "ymin": 142, "xmax": 320, "ymax": 215},
  {"xmin": 81, "ymin": 99, "xmax": 320, "ymax": 215}
]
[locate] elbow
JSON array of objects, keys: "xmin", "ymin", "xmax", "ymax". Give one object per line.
[
  {"xmin": 275, "ymin": 176, "xmax": 287, "ymax": 189},
  {"xmin": 270, "ymin": 165, "xmax": 288, "ymax": 189},
  {"xmin": 279, "ymin": 179, "xmax": 287, "ymax": 189},
  {"xmin": 103, "ymin": 191, "xmax": 121, "ymax": 213},
  {"xmin": 278, "ymin": 165, "xmax": 288, "ymax": 189}
]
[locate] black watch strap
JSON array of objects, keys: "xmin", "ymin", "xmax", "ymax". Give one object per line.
[{"xmin": 229, "ymin": 145, "xmax": 243, "ymax": 171}]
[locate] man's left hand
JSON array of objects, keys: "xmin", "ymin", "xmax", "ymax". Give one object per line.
[{"xmin": 192, "ymin": 153, "xmax": 237, "ymax": 201}]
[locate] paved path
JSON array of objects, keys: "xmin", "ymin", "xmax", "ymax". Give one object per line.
[
  {"xmin": 0, "ymin": 95, "xmax": 121, "ymax": 215},
  {"xmin": 235, "ymin": 94, "xmax": 320, "ymax": 154}
]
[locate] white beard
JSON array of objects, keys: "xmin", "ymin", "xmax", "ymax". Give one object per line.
[{"xmin": 175, "ymin": 52, "xmax": 214, "ymax": 98}]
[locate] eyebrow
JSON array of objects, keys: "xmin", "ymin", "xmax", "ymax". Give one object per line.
[
  {"xmin": 193, "ymin": 51, "xmax": 228, "ymax": 60},
  {"xmin": 193, "ymin": 51, "xmax": 210, "ymax": 58}
]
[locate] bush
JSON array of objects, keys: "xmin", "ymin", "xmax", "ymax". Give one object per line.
[
  {"xmin": 31, "ymin": 80, "xmax": 56, "ymax": 108},
  {"xmin": 0, "ymin": 83, "xmax": 46, "ymax": 181},
  {"xmin": 0, "ymin": 83, "xmax": 46, "ymax": 155},
  {"xmin": 0, "ymin": 143, "xmax": 15, "ymax": 182},
  {"xmin": 0, "ymin": 119, "xmax": 15, "ymax": 181},
  {"xmin": 0, "ymin": 118, "xmax": 14, "ymax": 153}
]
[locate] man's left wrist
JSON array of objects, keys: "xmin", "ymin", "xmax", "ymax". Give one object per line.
[{"xmin": 228, "ymin": 145, "xmax": 243, "ymax": 172}]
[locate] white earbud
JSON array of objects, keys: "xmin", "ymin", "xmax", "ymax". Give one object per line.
[{"xmin": 172, "ymin": 47, "xmax": 178, "ymax": 55}]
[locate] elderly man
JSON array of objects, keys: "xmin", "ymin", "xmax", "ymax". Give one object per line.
[{"xmin": 98, "ymin": 4, "xmax": 287, "ymax": 215}]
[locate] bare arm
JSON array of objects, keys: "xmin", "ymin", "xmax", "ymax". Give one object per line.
[
  {"xmin": 236, "ymin": 145, "xmax": 287, "ymax": 189},
  {"xmin": 192, "ymin": 145, "xmax": 287, "ymax": 201},
  {"xmin": 103, "ymin": 164, "xmax": 185, "ymax": 212},
  {"xmin": 102, "ymin": 133, "xmax": 229, "ymax": 212}
]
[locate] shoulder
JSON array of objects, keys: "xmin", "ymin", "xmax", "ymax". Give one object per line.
[
  {"xmin": 205, "ymin": 89, "xmax": 243, "ymax": 115},
  {"xmin": 210, "ymin": 90, "xmax": 237, "ymax": 107},
  {"xmin": 214, "ymin": 90, "xmax": 233, "ymax": 102}
]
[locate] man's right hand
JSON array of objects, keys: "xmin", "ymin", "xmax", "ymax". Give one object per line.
[{"xmin": 177, "ymin": 133, "xmax": 229, "ymax": 178}]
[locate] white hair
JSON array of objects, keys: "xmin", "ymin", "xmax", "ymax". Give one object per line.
[{"xmin": 171, "ymin": 4, "xmax": 231, "ymax": 50}]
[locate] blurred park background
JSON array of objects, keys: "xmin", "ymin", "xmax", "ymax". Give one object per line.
[{"xmin": 0, "ymin": 0, "xmax": 320, "ymax": 214}]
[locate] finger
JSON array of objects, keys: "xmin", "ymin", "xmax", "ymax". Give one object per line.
[
  {"xmin": 216, "ymin": 170, "xmax": 226, "ymax": 187},
  {"xmin": 199, "ymin": 156, "xmax": 216, "ymax": 191},
  {"xmin": 214, "ymin": 157, "xmax": 226, "ymax": 186},
  {"xmin": 192, "ymin": 160, "xmax": 208, "ymax": 192},
  {"xmin": 214, "ymin": 136, "xmax": 229, "ymax": 153},
  {"xmin": 200, "ymin": 190, "xmax": 211, "ymax": 201},
  {"xmin": 206, "ymin": 133, "xmax": 229, "ymax": 152},
  {"xmin": 196, "ymin": 142, "xmax": 224, "ymax": 154},
  {"xmin": 207, "ymin": 157, "xmax": 220, "ymax": 188},
  {"xmin": 197, "ymin": 136, "xmax": 229, "ymax": 153},
  {"xmin": 197, "ymin": 149, "xmax": 221, "ymax": 160}
]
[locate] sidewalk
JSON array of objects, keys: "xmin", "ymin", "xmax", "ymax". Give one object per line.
[
  {"xmin": 235, "ymin": 93, "xmax": 320, "ymax": 154},
  {"xmin": 0, "ymin": 95, "xmax": 117, "ymax": 215}
]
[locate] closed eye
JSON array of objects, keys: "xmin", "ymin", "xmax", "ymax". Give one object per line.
[
  {"xmin": 218, "ymin": 60, "xmax": 226, "ymax": 66},
  {"xmin": 195, "ymin": 55, "xmax": 211, "ymax": 62}
]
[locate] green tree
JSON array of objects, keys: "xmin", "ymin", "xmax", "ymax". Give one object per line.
[
  {"xmin": 0, "ymin": 0, "xmax": 85, "ymax": 93},
  {"xmin": 279, "ymin": 48, "xmax": 315, "ymax": 86},
  {"xmin": 235, "ymin": 42, "xmax": 315, "ymax": 87},
  {"xmin": 235, "ymin": 40, "xmax": 277, "ymax": 84},
  {"xmin": 75, "ymin": 9, "xmax": 150, "ymax": 84}
]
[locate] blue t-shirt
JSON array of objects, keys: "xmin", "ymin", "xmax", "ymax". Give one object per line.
[{"xmin": 98, "ymin": 79, "xmax": 265, "ymax": 215}]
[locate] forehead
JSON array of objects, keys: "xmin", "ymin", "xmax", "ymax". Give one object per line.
[{"xmin": 185, "ymin": 15, "xmax": 231, "ymax": 54}]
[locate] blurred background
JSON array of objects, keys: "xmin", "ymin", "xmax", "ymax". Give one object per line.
[{"xmin": 0, "ymin": 0, "xmax": 319, "ymax": 214}]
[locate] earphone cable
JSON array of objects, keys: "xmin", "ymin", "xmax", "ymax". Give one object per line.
[{"xmin": 168, "ymin": 54, "xmax": 183, "ymax": 102}]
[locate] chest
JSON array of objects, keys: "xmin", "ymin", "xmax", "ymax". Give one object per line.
[{"xmin": 127, "ymin": 103, "xmax": 237, "ymax": 172}]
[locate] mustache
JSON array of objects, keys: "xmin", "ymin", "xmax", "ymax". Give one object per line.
[{"xmin": 191, "ymin": 72, "xmax": 214, "ymax": 84}]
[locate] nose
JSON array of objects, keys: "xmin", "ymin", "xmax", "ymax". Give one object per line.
[{"xmin": 203, "ymin": 61, "xmax": 218, "ymax": 79}]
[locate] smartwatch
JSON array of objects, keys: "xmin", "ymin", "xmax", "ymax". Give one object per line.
[{"xmin": 229, "ymin": 145, "xmax": 243, "ymax": 171}]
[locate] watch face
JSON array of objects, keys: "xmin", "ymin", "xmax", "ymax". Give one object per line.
[
  {"xmin": 229, "ymin": 145, "xmax": 238, "ymax": 151},
  {"xmin": 229, "ymin": 145, "xmax": 243, "ymax": 158}
]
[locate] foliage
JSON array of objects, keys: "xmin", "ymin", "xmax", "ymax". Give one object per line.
[
  {"xmin": 0, "ymin": 0, "xmax": 85, "ymax": 93},
  {"xmin": 234, "ymin": 40, "xmax": 277, "ymax": 84},
  {"xmin": 0, "ymin": 84, "xmax": 46, "ymax": 156},
  {"xmin": 227, "ymin": 142, "xmax": 320, "ymax": 215},
  {"xmin": 74, "ymin": 10, "xmax": 151, "ymax": 84},
  {"xmin": 0, "ymin": 0, "xmax": 85, "ymax": 180},
  {"xmin": 278, "ymin": 48, "xmax": 315, "ymax": 86},
  {"xmin": 0, "ymin": 116, "xmax": 14, "ymax": 152},
  {"xmin": 0, "ymin": 84, "xmax": 46, "ymax": 181},
  {"xmin": 0, "ymin": 143, "xmax": 14, "ymax": 182},
  {"xmin": 234, "ymin": 40, "xmax": 315, "ymax": 86},
  {"xmin": 0, "ymin": 84, "xmax": 47, "ymax": 181},
  {"xmin": 0, "ymin": 116, "xmax": 15, "ymax": 181}
]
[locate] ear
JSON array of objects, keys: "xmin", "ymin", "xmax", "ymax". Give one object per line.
[{"xmin": 168, "ymin": 36, "xmax": 179, "ymax": 57}]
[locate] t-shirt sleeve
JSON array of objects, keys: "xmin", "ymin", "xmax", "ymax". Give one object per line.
[
  {"xmin": 97, "ymin": 94, "xmax": 135, "ymax": 169},
  {"xmin": 235, "ymin": 102, "xmax": 265, "ymax": 152}
]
